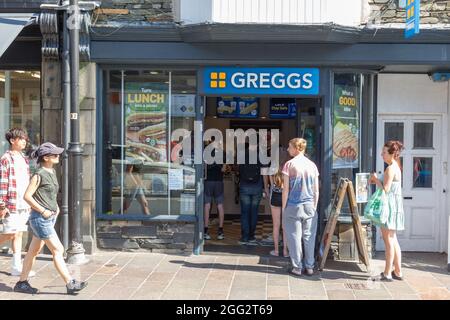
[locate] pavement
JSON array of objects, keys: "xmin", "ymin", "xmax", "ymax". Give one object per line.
[{"xmin": 0, "ymin": 249, "xmax": 449, "ymax": 300}]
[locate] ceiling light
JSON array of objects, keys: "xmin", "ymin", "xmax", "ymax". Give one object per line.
[
  {"xmin": 150, "ymin": 71, "xmax": 159, "ymax": 75},
  {"xmin": 31, "ymin": 73, "xmax": 40, "ymax": 79},
  {"xmin": 15, "ymin": 70, "xmax": 25, "ymax": 74}
]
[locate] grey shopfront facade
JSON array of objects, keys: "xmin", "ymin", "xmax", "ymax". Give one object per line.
[{"xmin": 91, "ymin": 25, "xmax": 450, "ymax": 255}]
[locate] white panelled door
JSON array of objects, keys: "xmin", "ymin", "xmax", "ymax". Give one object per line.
[{"xmin": 376, "ymin": 115, "xmax": 444, "ymax": 252}]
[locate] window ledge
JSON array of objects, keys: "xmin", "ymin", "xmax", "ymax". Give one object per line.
[{"xmin": 96, "ymin": 214, "xmax": 197, "ymax": 223}]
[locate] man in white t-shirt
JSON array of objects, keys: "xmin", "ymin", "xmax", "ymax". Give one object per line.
[{"xmin": 0, "ymin": 128, "xmax": 35, "ymax": 276}]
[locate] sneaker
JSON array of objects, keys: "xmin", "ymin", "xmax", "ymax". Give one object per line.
[
  {"xmin": 288, "ymin": 267, "xmax": 302, "ymax": 277},
  {"xmin": 217, "ymin": 232, "xmax": 224, "ymax": 240},
  {"xmin": 10, "ymin": 268, "xmax": 36, "ymax": 278},
  {"xmin": 66, "ymin": 279, "xmax": 88, "ymax": 295},
  {"xmin": 238, "ymin": 239, "xmax": 248, "ymax": 245},
  {"xmin": 305, "ymin": 268, "xmax": 314, "ymax": 276},
  {"xmin": 13, "ymin": 280, "xmax": 38, "ymax": 294},
  {"xmin": 247, "ymin": 238, "xmax": 258, "ymax": 246},
  {"xmin": 204, "ymin": 233, "xmax": 211, "ymax": 240},
  {"xmin": 261, "ymin": 234, "xmax": 274, "ymax": 244}
]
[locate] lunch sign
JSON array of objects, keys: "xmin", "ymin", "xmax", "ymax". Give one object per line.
[{"xmin": 201, "ymin": 67, "xmax": 319, "ymax": 95}]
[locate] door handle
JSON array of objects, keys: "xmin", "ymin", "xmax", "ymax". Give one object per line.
[{"xmin": 403, "ymin": 196, "xmax": 413, "ymax": 200}]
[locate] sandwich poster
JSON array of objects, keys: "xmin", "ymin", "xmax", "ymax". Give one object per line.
[
  {"xmin": 332, "ymin": 85, "xmax": 359, "ymax": 169},
  {"xmin": 269, "ymin": 98, "xmax": 297, "ymax": 119},
  {"xmin": 217, "ymin": 97, "xmax": 258, "ymax": 118},
  {"xmin": 125, "ymin": 83, "xmax": 168, "ymax": 163}
]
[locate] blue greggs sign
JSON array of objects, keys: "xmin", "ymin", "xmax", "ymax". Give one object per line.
[{"xmin": 201, "ymin": 67, "xmax": 319, "ymax": 95}]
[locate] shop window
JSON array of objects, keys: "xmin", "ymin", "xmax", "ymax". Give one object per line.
[
  {"xmin": 0, "ymin": 70, "xmax": 41, "ymax": 160},
  {"xmin": 330, "ymin": 73, "xmax": 374, "ymax": 214},
  {"xmin": 101, "ymin": 70, "xmax": 197, "ymax": 216}
]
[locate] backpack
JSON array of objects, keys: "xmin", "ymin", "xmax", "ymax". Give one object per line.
[{"xmin": 239, "ymin": 163, "xmax": 261, "ymax": 183}]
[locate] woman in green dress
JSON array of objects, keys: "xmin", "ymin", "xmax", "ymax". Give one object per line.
[{"xmin": 369, "ymin": 140, "xmax": 405, "ymax": 282}]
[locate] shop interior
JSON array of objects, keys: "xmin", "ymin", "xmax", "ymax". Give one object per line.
[{"xmin": 203, "ymin": 96, "xmax": 321, "ymax": 248}]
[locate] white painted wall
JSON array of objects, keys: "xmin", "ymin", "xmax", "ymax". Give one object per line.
[
  {"xmin": 378, "ymin": 73, "xmax": 450, "ymax": 257},
  {"xmin": 175, "ymin": 0, "xmax": 366, "ymax": 26},
  {"xmin": 378, "ymin": 74, "xmax": 448, "ymax": 114}
]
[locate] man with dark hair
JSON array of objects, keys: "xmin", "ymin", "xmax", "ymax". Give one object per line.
[{"xmin": 0, "ymin": 128, "xmax": 35, "ymax": 276}]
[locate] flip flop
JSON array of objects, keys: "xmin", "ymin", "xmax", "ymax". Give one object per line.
[
  {"xmin": 269, "ymin": 250, "xmax": 279, "ymax": 257},
  {"xmin": 283, "ymin": 253, "xmax": 290, "ymax": 258}
]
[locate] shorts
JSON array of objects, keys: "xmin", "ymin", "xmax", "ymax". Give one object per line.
[
  {"xmin": 1, "ymin": 208, "xmax": 30, "ymax": 233},
  {"xmin": 125, "ymin": 187, "xmax": 145, "ymax": 202},
  {"xmin": 204, "ymin": 181, "xmax": 224, "ymax": 204},
  {"xmin": 270, "ymin": 190, "xmax": 283, "ymax": 207},
  {"xmin": 28, "ymin": 210, "xmax": 57, "ymax": 240}
]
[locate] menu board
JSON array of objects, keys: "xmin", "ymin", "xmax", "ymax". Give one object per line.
[
  {"xmin": 269, "ymin": 98, "xmax": 297, "ymax": 119},
  {"xmin": 125, "ymin": 83, "xmax": 168, "ymax": 163},
  {"xmin": 217, "ymin": 97, "xmax": 258, "ymax": 118},
  {"xmin": 332, "ymin": 85, "xmax": 359, "ymax": 169}
]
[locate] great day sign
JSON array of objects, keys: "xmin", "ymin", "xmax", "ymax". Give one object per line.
[{"xmin": 201, "ymin": 67, "xmax": 319, "ymax": 95}]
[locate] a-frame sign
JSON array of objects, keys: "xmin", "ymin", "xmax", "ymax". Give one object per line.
[{"xmin": 318, "ymin": 178, "xmax": 371, "ymax": 272}]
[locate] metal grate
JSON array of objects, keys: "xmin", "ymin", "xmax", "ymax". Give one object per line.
[{"xmin": 345, "ymin": 282, "xmax": 369, "ymax": 290}]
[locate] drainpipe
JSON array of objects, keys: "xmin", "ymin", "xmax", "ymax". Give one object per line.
[
  {"xmin": 61, "ymin": 10, "xmax": 70, "ymax": 252},
  {"xmin": 66, "ymin": 0, "xmax": 88, "ymax": 265}
]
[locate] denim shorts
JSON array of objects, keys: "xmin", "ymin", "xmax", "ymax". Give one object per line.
[{"xmin": 29, "ymin": 210, "xmax": 57, "ymax": 240}]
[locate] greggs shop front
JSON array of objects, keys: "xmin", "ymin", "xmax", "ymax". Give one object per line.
[{"xmin": 94, "ymin": 63, "xmax": 376, "ymax": 255}]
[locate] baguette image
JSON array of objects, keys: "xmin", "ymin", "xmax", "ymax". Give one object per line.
[
  {"xmin": 239, "ymin": 102, "xmax": 257, "ymax": 115},
  {"xmin": 138, "ymin": 122, "xmax": 166, "ymax": 141},
  {"xmin": 126, "ymin": 112, "xmax": 166, "ymax": 132},
  {"xmin": 217, "ymin": 105, "xmax": 235, "ymax": 114},
  {"xmin": 126, "ymin": 140, "xmax": 165, "ymax": 162},
  {"xmin": 333, "ymin": 123, "xmax": 358, "ymax": 161}
]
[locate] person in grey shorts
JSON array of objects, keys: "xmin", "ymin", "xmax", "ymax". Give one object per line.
[
  {"xmin": 13, "ymin": 142, "xmax": 87, "ymax": 295},
  {"xmin": 282, "ymin": 138, "xmax": 319, "ymax": 277},
  {"xmin": 204, "ymin": 147, "xmax": 228, "ymax": 241}
]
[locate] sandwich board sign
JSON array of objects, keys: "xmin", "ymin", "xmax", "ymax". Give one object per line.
[
  {"xmin": 405, "ymin": 0, "xmax": 420, "ymax": 39},
  {"xmin": 318, "ymin": 178, "xmax": 371, "ymax": 272}
]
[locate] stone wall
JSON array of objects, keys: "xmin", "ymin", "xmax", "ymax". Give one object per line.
[
  {"xmin": 368, "ymin": 0, "xmax": 450, "ymax": 25},
  {"xmin": 94, "ymin": 0, "xmax": 174, "ymax": 25},
  {"xmin": 97, "ymin": 220, "xmax": 195, "ymax": 253}
]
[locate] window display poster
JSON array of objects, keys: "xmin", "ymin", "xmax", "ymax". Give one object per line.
[
  {"xmin": 125, "ymin": 83, "xmax": 168, "ymax": 163},
  {"xmin": 269, "ymin": 98, "xmax": 297, "ymax": 119},
  {"xmin": 217, "ymin": 97, "xmax": 258, "ymax": 118},
  {"xmin": 180, "ymin": 193, "xmax": 195, "ymax": 215},
  {"xmin": 168, "ymin": 168, "xmax": 184, "ymax": 190},
  {"xmin": 332, "ymin": 85, "xmax": 359, "ymax": 169},
  {"xmin": 355, "ymin": 173, "xmax": 370, "ymax": 203},
  {"xmin": 171, "ymin": 94, "xmax": 195, "ymax": 117}
]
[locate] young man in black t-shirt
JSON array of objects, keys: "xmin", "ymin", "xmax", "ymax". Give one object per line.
[{"xmin": 204, "ymin": 149, "xmax": 228, "ymax": 240}]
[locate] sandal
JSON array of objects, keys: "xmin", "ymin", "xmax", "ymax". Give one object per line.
[
  {"xmin": 283, "ymin": 252, "xmax": 290, "ymax": 258},
  {"xmin": 372, "ymin": 272, "xmax": 393, "ymax": 282},
  {"xmin": 391, "ymin": 271, "xmax": 403, "ymax": 280},
  {"xmin": 269, "ymin": 250, "xmax": 279, "ymax": 257}
]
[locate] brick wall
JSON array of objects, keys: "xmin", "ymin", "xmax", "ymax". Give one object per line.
[
  {"xmin": 97, "ymin": 220, "xmax": 195, "ymax": 253},
  {"xmin": 94, "ymin": 0, "xmax": 174, "ymax": 25},
  {"xmin": 368, "ymin": 0, "xmax": 450, "ymax": 25}
]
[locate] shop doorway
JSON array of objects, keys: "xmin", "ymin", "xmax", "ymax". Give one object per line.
[
  {"xmin": 201, "ymin": 96, "xmax": 322, "ymax": 252},
  {"xmin": 376, "ymin": 115, "xmax": 446, "ymax": 252}
]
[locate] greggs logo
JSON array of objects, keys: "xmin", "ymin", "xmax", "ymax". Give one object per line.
[
  {"xmin": 210, "ymin": 72, "xmax": 227, "ymax": 88},
  {"xmin": 203, "ymin": 67, "xmax": 319, "ymax": 95}
]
